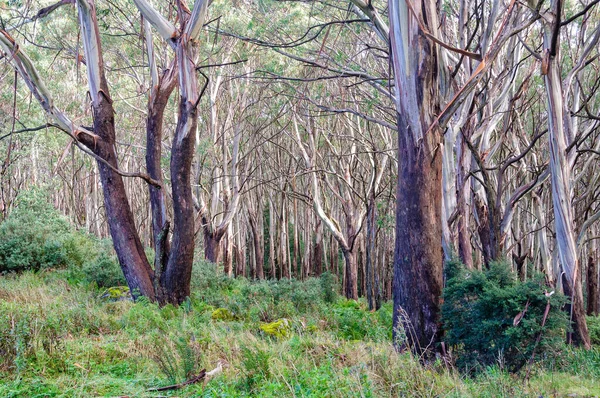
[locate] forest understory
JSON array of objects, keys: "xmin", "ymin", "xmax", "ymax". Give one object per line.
[
  {"xmin": 2, "ymin": 0, "xmax": 600, "ymax": 395},
  {"xmin": 1, "ymin": 261, "xmax": 599, "ymax": 397}
]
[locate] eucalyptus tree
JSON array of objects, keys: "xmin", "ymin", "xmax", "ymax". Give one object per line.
[
  {"xmin": 292, "ymin": 108, "xmax": 390, "ymax": 299},
  {"xmin": 532, "ymin": 0, "xmax": 600, "ymax": 347},
  {"xmin": 196, "ymin": 69, "xmax": 244, "ymax": 273},
  {"xmin": 384, "ymin": 0, "xmax": 550, "ymax": 353},
  {"xmin": 0, "ymin": 0, "xmax": 211, "ymax": 304}
]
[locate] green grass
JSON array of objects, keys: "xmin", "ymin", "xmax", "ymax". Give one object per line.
[{"xmin": 1, "ymin": 263, "xmax": 599, "ymax": 397}]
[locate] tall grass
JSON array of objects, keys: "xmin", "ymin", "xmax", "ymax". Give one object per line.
[{"xmin": 0, "ymin": 262, "xmax": 599, "ymax": 397}]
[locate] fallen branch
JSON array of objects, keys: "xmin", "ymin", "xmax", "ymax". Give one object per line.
[
  {"xmin": 147, "ymin": 369, "xmax": 207, "ymax": 392},
  {"xmin": 147, "ymin": 360, "xmax": 226, "ymax": 392}
]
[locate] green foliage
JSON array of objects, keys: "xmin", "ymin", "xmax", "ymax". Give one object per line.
[
  {"xmin": 101, "ymin": 285, "xmax": 131, "ymax": 301},
  {"xmin": 1, "ymin": 268, "xmax": 600, "ymax": 397},
  {"xmin": 442, "ymin": 260, "xmax": 569, "ymax": 372},
  {"xmin": 192, "ymin": 260, "xmax": 331, "ymax": 322},
  {"xmin": 330, "ymin": 300, "xmax": 392, "ymax": 341},
  {"xmin": 151, "ymin": 332, "xmax": 202, "ymax": 385},
  {"xmin": 588, "ymin": 316, "xmax": 600, "ymax": 346},
  {"xmin": 0, "ymin": 189, "xmax": 73, "ymax": 272},
  {"xmin": 82, "ymin": 252, "xmax": 125, "ymax": 288},
  {"xmin": 0, "ymin": 189, "xmax": 123, "ymax": 291},
  {"xmin": 240, "ymin": 346, "xmax": 271, "ymax": 392},
  {"xmin": 320, "ymin": 271, "xmax": 337, "ymax": 303}
]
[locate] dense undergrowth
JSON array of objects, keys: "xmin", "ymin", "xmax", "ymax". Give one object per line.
[
  {"xmin": 0, "ymin": 262, "xmax": 599, "ymax": 397},
  {"xmin": 1, "ymin": 190, "xmax": 600, "ymax": 396}
]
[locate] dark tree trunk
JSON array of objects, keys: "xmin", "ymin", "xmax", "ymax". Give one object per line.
[
  {"xmin": 456, "ymin": 134, "xmax": 473, "ymax": 269},
  {"xmin": 587, "ymin": 255, "xmax": 599, "ymax": 316},
  {"xmin": 94, "ymin": 132, "xmax": 156, "ymax": 300},
  {"xmin": 235, "ymin": 244, "xmax": 245, "ymax": 277},
  {"xmin": 393, "ymin": 126, "xmax": 444, "ymax": 354},
  {"xmin": 87, "ymin": 79, "xmax": 156, "ymax": 300},
  {"xmin": 389, "ymin": 0, "xmax": 445, "ymax": 357},
  {"xmin": 146, "ymin": 73, "xmax": 176, "ymax": 302},
  {"xmin": 475, "ymin": 196, "xmax": 501, "ymax": 267},
  {"xmin": 358, "ymin": 245, "xmax": 364, "ymax": 297},
  {"xmin": 343, "ymin": 249, "xmax": 358, "ymax": 300},
  {"xmin": 160, "ymin": 98, "xmax": 197, "ymax": 305},
  {"xmin": 513, "ymin": 243, "xmax": 528, "ymax": 282},
  {"xmin": 313, "ymin": 240, "xmax": 324, "ymax": 277},
  {"xmin": 249, "ymin": 211, "xmax": 264, "ymax": 279},
  {"xmin": 71, "ymin": 0, "xmax": 156, "ymax": 301},
  {"xmin": 204, "ymin": 228, "xmax": 224, "ymax": 264},
  {"xmin": 366, "ymin": 195, "xmax": 376, "ymax": 310},
  {"xmin": 280, "ymin": 210, "xmax": 290, "ymax": 279}
]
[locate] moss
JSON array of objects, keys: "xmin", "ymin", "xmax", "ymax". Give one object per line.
[
  {"xmin": 101, "ymin": 286, "xmax": 131, "ymax": 301},
  {"xmin": 211, "ymin": 307, "xmax": 235, "ymax": 321},
  {"xmin": 259, "ymin": 318, "xmax": 291, "ymax": 339}
]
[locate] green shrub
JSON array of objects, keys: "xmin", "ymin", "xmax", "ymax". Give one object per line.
[
  {"xmin": 82, "ymin": 252, "xmax": 125, "ymax": 288},
  {"xmin": 0, "ymin": 189, "xmax": 107, "ymax": 278},
  {"xmin": 0, "ymin": 189, "xmax": 72, "ymax": 272},
  {"xmin": 442, "ymin": 260, "xmax": 568, "ymax": 372},
  {"xmin": 240, "ymin": 346, "xmax": 271, "ymax": 392},
  {"xmin": 588, "ymin": 316, "xmax": 600, "ymax": 346},
  {"xmin": 211, "ymin": 307, "xmax": 235, "ymax": 321},
  {"xmin": 320, "ymin": 271, "xmax": 337, "ymax": 303},
  {"xmin": 330, "ymin": 299, "xmax": 391, "ymax": 341}
]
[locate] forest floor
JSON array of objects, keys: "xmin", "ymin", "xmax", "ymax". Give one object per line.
[{"xmin": 1, "ymin": 262, "xmax": 599, "ymax": 397}]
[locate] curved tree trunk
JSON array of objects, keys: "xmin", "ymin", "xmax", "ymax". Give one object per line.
[
  {"xmin": 76, "ymin": 0, "xmax": 156, "ymax": 300},
  {"xmin": 146, "ymin": 65, "xmax": 176, "ymax": 302},
  {"xmin": 161, "ymin": 97, "xmax": 197, "ymax": 304},
  {"xmin": 95, "ymin": 114, "xmax": 156, "ymax": 300}
]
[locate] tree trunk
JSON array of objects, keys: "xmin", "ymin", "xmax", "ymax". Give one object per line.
[
  {"xmin": 75, "ymin": 0, "xmax": 156, "ymax": 300},
  {"xmin": 249, "ymin": 209, "xmax": 264, "ymax": 279},
  {"xmin": 393, "ymin": 133, "xmax": 444, "ymax": 353},
  {"xmin": 313, "ymin": 220, "xmax": 324, "ymax": 277},
  {"xmin": 269, "ymin": 199, "xmax": 276, "ymax": 279},
  {"xmin": 389, "ymin": 0, "xmax": 444, "ymax": 355},
  {"xmin": 456, "ymin": 133, "xmax": 473, "ymax": 269},
  {"xmin": 95, "ymin": 122, "xmax": 156, "ymax": 300},
  {"xmin": 329, "ymin": 236, "xmax": 337, "ymax": 275},
  {"xmin": 542, "ymin": 0, "xmax": 591, "ymax": 348},
  {"xmin": 366, "ymin": 195, "xmax": 376, "ymax": 309},
  {"xmin": 146, "ymin": 68, "xmax": 176, "ymax": 302},
  {"xmin": 587, "ymin": 255, "xmax": 599, "ymax": 316},
  {"xmin": 160, "ymin": 97, "xmax": 197, "ymax": 304},
  {"xmin": 280, "ymin": 208, "xmax": 290, "ymax": 279},
  {"xmin": 204, "ymin": 230, "xmax": 223, "ymax": 264},
  {"xmin": 564, "ymin": 273, "xmax": 591, "ymax": 346},
  {"xmin": 343, "ymin": 249, "xmax": 358, "ymax": 300},
  {"xmin": 235, "ymin": 217, "xmax": 245, "ymax": 277}
]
